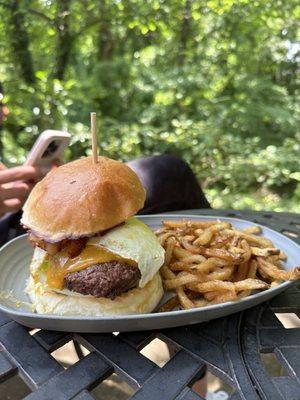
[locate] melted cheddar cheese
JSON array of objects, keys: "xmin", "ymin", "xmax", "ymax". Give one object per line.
[{"xmin": 46, "ymin": 244, "xmax": 137, "ymax": 290}]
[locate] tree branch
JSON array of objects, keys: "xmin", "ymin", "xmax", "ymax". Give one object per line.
[
  {"xmin": 8, "ymin": 1, "xmax": 36, "ymax": 84},
  {"xmin": 0, "ymin": 2, "xmax": 12, "ymax": 9},
  {"xmin": 53, "ymin": 0, "xmax": 72, "ymax": 80},
  {"xmin": 28, "ymin": 8, "xmax": 54, "ymax": 24}
]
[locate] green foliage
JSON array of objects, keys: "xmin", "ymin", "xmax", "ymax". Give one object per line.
[{"xmin": 0, "ymin": 0, "xmax": 299, "ymax": 211}]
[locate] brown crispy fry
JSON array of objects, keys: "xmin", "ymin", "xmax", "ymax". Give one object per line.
[
  {"xmin": 180, "ymin": 238, "xmax": 202, "ymax": 254},
  {"xmin": 169, "ymin": 262, "xmax": 199, "ymax": 273},
  {"xmin": 234, "ymin": 261, "xmax": 249, "ymax": 282},
  {"xmin": 206, "ymin": 265, "xmax": 234, "ymax": 281},
  {"xmin": 177, "ymin": 287, "xmax": 194, "ymax": 309},
  {"xmin": 173, "ymin": 246, "xmax": 194, "ymax": 259},
  {"xmin": 257, "ymin": 258, "xmax": 300, "ymax": 281},
  {"xmin": 157, "ymin": 232, "xmax": 176, "ymax": 246},
  {"xmin": 164, "ymin": 273, "xmax": 199, "ymax": 290},
  {"xmin": 230, "ymin": 234, "xmax": 240, "ymax": 247},
  {"xmin": 193, "ymin": 229, "xmax": 214, "ymax": 246},
  {"xmin": 234, "ymin": 278, "xmax": 269, "ymax": 291},
  {"xmin": 223, "ymin": 229, "xmax": 273, "ymax": 247},
  {"xmin": 248, "ymin": 259, "xmax": 258, "ymax": 278},
  {"xmin": 211, "ymin": 291, "xmax": 237, "ymax": 304},
  {"xmin": 160, "ymin": 264, "xmax": 176, "ymax": 280},
  {"xmin": 189, "ymin": 280, "xmax": 235, "ymax": 293},
  {"xmin": 193, "ymin": 223, "xmax": 230, "ymax": 246},
  {"xmin": 163, "ymin": 220, "xmax": 218, "ymax": 229},
  {"xmin": 183, "ymin": 235, "xmax": 196, "ymax": 242},
  {"xmin": 171, "ymin": 241, "xmax": 206, "ymax": 260},
  {"xmin": 279, "ymin": 250, "xmax": 287, "ymax": 260},
  {"xmin": 157, "ymin": 296, "xmax": 179, "ymax": 312},
  {"xmin": 204, "ymin": 291, "xmax": 219, "ymax": 301},
  {"xmin": 241, "ymin": 239, "xmax": 252, "ymax": 262},
  {"xmin": 193, "ymin": 298, "xmax": 209, "ymax": 307},
  {"xmin": 194, "ymin": 257, "xmax": 227, "ymax": 274},
  {"xmin": 169, "ymin": 261, "xmax": 195, "ymax": 272},
  {"xmin": 210, "ymin": 235, "xmax": 232, "ymax": 248},
  {"xmin": 156, "ymin": 218, "xmax": 299, "ymax": 312},
  {"xmin": 164, "ymin": 237, "xmax": 177, "ymax": 265},
  {"xmin": 251, "ymin": 247, "xmax": 280, "ymax": 257},
  {"xmin": 171, "ymin": 257, "xmax": 226, "ymax": 274},
  {"xmin": 180, "ymin": 254, "xmax": 206, "ymax": 264},
  {"xmin": 203, "ymin": 247, "xmax": 239, "ymax": 262}
]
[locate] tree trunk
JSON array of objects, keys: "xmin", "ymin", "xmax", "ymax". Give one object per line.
[
  {"xmin": 54, "ymin": 0, "xmax": 72, "ymax": 80},
  {"xmin": 97, "ymin": 1, "xmax": 114, "ymax": 60},
  {"xmin": 177, "ymin": 0, "xmax": 192, "ymax": 66},
  {"xmin": 8, "ymin": 0, "xmax": 36, "ymax": 84}
]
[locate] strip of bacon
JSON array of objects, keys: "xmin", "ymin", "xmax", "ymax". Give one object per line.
[{"xmin": 28, "ymin": 233, "xmax": 87, "ymax": 258}]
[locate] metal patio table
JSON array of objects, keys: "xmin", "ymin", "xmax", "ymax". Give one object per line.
[{"xmin": 0, "ymin": 209, "xmax": 299, "ymax": 400}]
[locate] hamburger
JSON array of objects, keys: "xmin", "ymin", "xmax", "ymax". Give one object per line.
[{"xmin": 21, "ymin": 156, "xmax": 165, "ymax": 316}]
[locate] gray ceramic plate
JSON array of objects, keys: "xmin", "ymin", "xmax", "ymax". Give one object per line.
[{"xmin": 0, "ymin": 215, "xmax": 299, "ymax": 332}]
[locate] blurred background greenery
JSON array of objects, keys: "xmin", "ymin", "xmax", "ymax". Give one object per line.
[{"xmin": 0, "ymin": 0, "xmax": 299, "ymax": 211}]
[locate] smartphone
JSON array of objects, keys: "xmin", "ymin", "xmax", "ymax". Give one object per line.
[{"xmin": 24, "ymin": 130, "xmax": 71, "ymax": 172}]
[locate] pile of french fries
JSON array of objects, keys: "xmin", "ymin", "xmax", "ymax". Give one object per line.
[{"xmin": 156, "ymin": 220, "xmax": 300, "ymax": 311}]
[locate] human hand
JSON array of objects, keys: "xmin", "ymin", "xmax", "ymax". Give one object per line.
[{"xmin": 0, "ymin": 165, "xmax": 40, "ymax": 218}]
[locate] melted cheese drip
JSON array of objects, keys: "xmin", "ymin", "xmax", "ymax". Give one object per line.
[{"xmin": 46, "ymin": 244, "xmax": 137, "ymax": 289}]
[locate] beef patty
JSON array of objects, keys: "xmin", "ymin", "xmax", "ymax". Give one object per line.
[{"xmin": 64, "ymin": 261, "xmax": 141, "ymax": 299}]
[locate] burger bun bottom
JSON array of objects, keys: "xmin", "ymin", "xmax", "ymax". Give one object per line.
[{"xmin": 26, "ymin": 273, "xmax": 163, "ymax": 316}]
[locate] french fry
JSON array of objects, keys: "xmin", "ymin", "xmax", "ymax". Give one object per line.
[
  {"xmin": 206, "ymin": 265, "xmax": 234, "ymax": 281},
  {"xmin": 204, "ymin": 291, "xmax": 219, "ymax": 301},
  {"xmin": 230, "ymin": 234, "xmax": 240, "ymax": 247},
  {"xmin": 174, "ymin": 247, "xmax": 206, "ymax": 263},
  {"xmin": 248, "ymin": 259, "xmax": 258, "ymax": 279},
  {"xmin": 156, "ymin": 218, "xmax": 299, "ymax": 312},
  {"xmin": 183, "ymin": 235, "xmax": 196, "ymax": 242},
  {"xmin": 257, "ymin": 258, "xmax": 300, "ymax": 281},
  {"xmin": 164, "ymin": 273, "xmax": 200, "ymax": 290},
  {"xmin": 223, "ymin": 229, "xmax": 273, "ymax": 247},
  {"xmin": 240, "ymin": 239, "xmax": 252, "ymax": 262},
  {"xmin": 251, "ymin": 247, "xmax": 280, "ymax": 257},
  {"xmin": 157, "ymin": 296, "xmax": 179, "ymax": 312},
  {"xmin": 279, "ymin": 250, "xmax": 287, "ymax": 260},
  {"xmin": 160, "ymin": 264, "xmax": 176, "ymax": 280},
  {"xmin": 243, "ymin": 226, "xmax": 262, "ymax": 234},
  {"xmin": 234, "ymin": 278, "xmax": 269, "ymax": 291},
  {"xmin": 212, "ymin": 291, "xmax": 237, "ymax": 304},
  {"xmin": 170, "ymin": 261, "xmax": 195, "ymax": 272},
  {"xmin": 157, "ymin": 232, "xmax": 176, "ymax": 246},
  {"xmin": 180, "ymin": 238, "xmax": 203, "ymax": 254},
  {"xmin": 193, "ymin": 222, "xmax": 231, "ymax": 246},
  {"xmin": 177, "ymin": 286, "xmax": 194, "ymax": 309},
  {"xmin": 189, "ymin": 280, "xmax": 235, "ymax": 293},
  {"xmin": 164, "ymin": 237, "xmax": 177, "ymax": 265},
  {"xmin": 193, "ymin": 229, "xmax": 214, "ymax": 246},
  {"xmin": 270, "ymin": 281, "xmax": 281, "ymax": 288},
  {"xmin": 203, "ymin": 247, "xmax": 237, "ymax": 262},
  {"xmin": 193, "ymin": 298, "xmax": 209, "ymax": 307},
  {"xmin": 180, "ymin": 255, "xmax": 206, "ymax": 264},
  {"xmin": 194, "ymin": 257, "xmax": 227, "ymax": 274},
  {"xmin": 210, "ymin": 235, "xmax": 232, "ymax": 248},
  {"xmin": 163, "ymin": 220, "xmax": 219, "ymax": 229},
  {"xmin": 173, "ymin": 246, "xmax": 194, "ymax": 259},
  {"xmin": 234, "ymin": 261, "xmax": 249, "ymax": 282}
]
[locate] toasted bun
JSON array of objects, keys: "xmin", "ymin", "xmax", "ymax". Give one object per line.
[
  {"xmin": 21, "ymin": 156, "xmax": 146, "ymax": 242},
  {"xmin": 26, "ymin": 273, "xmax": 163, "ymax": 316}
]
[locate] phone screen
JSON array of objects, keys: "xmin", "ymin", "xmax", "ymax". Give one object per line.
[{"xmin": 41, "ymin": 140, "xmax": 61, "ymax": 158}]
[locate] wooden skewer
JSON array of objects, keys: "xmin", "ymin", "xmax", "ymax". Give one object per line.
[{"xmin": 90, "ymin": 112, "xmax": 98, "ymax": 163}]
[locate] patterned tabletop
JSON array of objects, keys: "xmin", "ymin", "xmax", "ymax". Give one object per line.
[{"xmin": 0, "ymin": 209, "xmax": 299, "ymax": 400}]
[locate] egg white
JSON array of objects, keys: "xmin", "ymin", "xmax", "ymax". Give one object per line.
[
  {"xmin": 90, "ymin": 217, "xmax": 165, "ymax": 287},
  {"xmin": 29, "ymin": 217, "xmax": 165, "ymax": 290}
]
